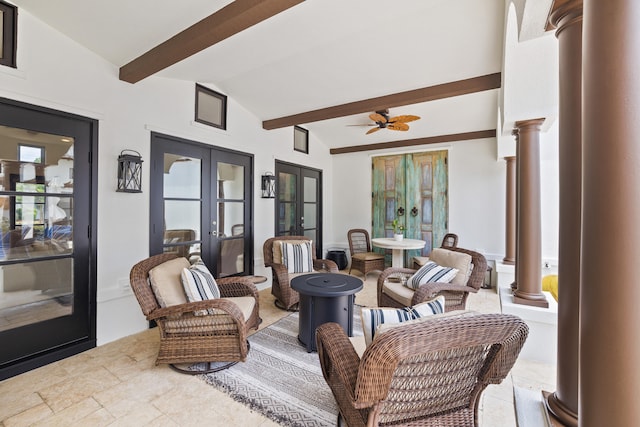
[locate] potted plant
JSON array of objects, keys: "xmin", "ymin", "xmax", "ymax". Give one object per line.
[{"xmin": 392, "ymin": 219, "xmax": 405, "ymax": 241}]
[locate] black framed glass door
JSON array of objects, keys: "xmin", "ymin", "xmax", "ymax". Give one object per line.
[
  {"xmin": 0, "ymin": 98, "xmax": 97, "ymax": 380},
  {"xmin": 275, "ymin": 161, "xmax": 322, "ymax": 257},
  {"xmin": 150, "ymin": 133, "xmax": 253, "ymax": 277}
]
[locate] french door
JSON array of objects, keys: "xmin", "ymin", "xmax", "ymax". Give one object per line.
[
  {"xmin": 150, "ymin": 133, "xmax": 253, "ymax": 277},
  {"xmin": 274, "ymin": 161, "xmax": 323, "ymax": 257},
  {"xmin": 372, "ymin": 151, "xmax": 448, "ymax": 264},
  {"xmin": 0, "ymin": 98, "xmax": 97, "ymax": 380}
]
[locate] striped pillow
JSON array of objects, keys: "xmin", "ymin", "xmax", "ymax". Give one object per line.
[
  {"xmin": 406, "ymin": 261, "xmax": 458, "ymax": 290},
  {"xmin": 281, "ymin": 241, "xmax": 314, "ymax": 273},
  {"xmin": 360, "ymin": 296, "xmax": 446, "ymax": 345},
  {"xmin": 181, "ymin": 259, "xmax": 220, "ymax": 316}
]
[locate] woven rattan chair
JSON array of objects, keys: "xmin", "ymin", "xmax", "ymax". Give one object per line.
[
  {"xmin": 441, "ymin": 232, "xmax": 458, "ymax": 248},
  {"xmin": 316, "ymin": 312, "xmax": 528, "ymax": 427},
  {"xmin": 379, "ymin": 246, "xmax": 487, "ymax": 312},
  {"xmin": 263, "ymin": 236, "xmax": 339, "ymax": 311},
  {"xmin": 129, "ymin": 253, "xmax": 260, "ymax": 374},
  {"xmin": 347, "ymin": 229, "xmax": 385, "ymax": 279}
]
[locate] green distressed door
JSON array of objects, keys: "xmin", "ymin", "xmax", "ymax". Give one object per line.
[{"xmin": 372, "ymin": 150, "xmax": 448, "ymax": 267}]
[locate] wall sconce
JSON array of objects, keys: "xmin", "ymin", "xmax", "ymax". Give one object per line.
[
  {"xmin": 117, "ymin": 150, "xmax": 143, "ymax": 193},
  {"xmin": 261, "ymin": 172, "xmax": 276, "ymax": 198}
]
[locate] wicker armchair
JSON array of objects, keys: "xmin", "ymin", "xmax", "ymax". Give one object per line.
[
  {"xmin": 263, "ymin": 236, "xmax": 339, "ymax": 311},
  {"xmin": 316, "ymin": 312, "xmax": 528, "ymax": 427},
  {"xmin": 378, "ymin": 246, "xmax": 487, "ymax": 312},
  {"xmin": 129, "ymin": 253, "xmax": 260, "ymax": 374},
  {"xmin": 347, "ymin": 229, "xmax": 385, "ymax": 279}
]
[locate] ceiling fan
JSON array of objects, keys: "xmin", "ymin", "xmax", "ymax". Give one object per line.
[{"xmin": 351, "ymin": 110, "xmax": 421, "ymax": 135}]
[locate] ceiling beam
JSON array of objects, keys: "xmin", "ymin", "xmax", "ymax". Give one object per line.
[
  {"xmin": 263, "ymin": 73, "xmax": 501, "ymax": 130},
  {"xmin": 329, "ymin": 129, "xmax": 496, "ymax": 155},
  {"xmin": 119, "ymin": 0, "xmax": 304, "ymax": 84}
]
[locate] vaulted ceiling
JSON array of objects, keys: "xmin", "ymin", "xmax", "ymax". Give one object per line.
[{"xmin": 12, "ymin": 0, "xmax": 512, "ymax": 153}]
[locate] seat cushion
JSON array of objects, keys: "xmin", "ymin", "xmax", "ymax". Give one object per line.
[
  {"xmin": 181, "ymin": 259, "xmax": 220, "ymax": 316},
  {"xmin": 360, "ymin": 296, "xmax": 446, "ymax": 345},
  {"xmin": 149, "ymin": 257, "xmax": 190, "ymax": 307},
  {"xmin": 429, "ymin": 248, "xmax": 472, "ymax": 286},
  {"xmin": 406, "ymin": 261, "xmax": 458, "ymax": 289},
  {"xmin": 282, "ymin": 241, "xmax": 314, "ymax": 273},
  {"xmin": 382, "ymin": 280, "xmax": 415, "ymax": 306},
  {"xmin": 352, "ymin": 252, "xmax": 384, "ymax": 261},
  {"xmin": 162, "ymin": 296, "xmax": 256, "ymax": 334}
]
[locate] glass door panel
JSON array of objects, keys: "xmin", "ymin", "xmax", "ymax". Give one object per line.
[{"xmin": 162, "ymin": 156, "xmax": 202, "ymax": 261}]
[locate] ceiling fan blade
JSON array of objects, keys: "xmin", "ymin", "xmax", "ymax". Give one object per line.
[
  {"xmin": 347, "ymin": 124, "xmax": 377, "ymax": 127},
  {"xmin": 388, "ymin": 123, "xmax": 410, "ymax": 131},
  {"xmin": 369, "ymin": 113, "xmax": 387, "ymax": 123},
  {"xmin": 366, "ymin": 127, "xmax": 382, "ymax": 135},
  {"xmin": 388, "ymin": 115, "xmax": 421, "ymax": 124}
]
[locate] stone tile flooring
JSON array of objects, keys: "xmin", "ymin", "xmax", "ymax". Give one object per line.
[{"xmin": 0, "ymin": 272, "xmax": 556, "ymax": 426}]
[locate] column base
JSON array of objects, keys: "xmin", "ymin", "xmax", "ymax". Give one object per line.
[
  {"xmin": 514, "ymin": 290, "xmax": 549, "ymax": 308},
  {"xmin": 543, "ymin": 391, "xmax": 578, "ymax": 427},
  {"xmin": 502, "ymin": 257, "xmax": 515, "ymax": 265}
]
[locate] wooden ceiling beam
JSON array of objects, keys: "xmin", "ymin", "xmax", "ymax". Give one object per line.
[
  {"xmin": 119, "ymin": 0, "xmax": 304, "ymax": 84},
  {"xmin": 263, "ymin": 73, "xmax": 501, "ymax": 130},
  {"xmin": 329, "ymin": 129, "xmax": 496, "ymax": 155}
]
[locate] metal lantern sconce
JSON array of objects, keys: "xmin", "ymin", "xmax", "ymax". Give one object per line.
[
  {"xmin": 261, "ymin": 172, "xmax": 276, "ymax": 198},
  {"xmin": 117, "ymin": 150, "xmax": 143, "ymax": 193}
]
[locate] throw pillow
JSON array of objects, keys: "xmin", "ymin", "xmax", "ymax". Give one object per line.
[
  {"xmin": 360, "ymin": 296, "xmax": 446, "ymax": 345},
  {"xmin": 149, "ymin": 257, "xmax": 190, "ymax": 307},
  {"xmin": 281, "ymin": 241, "xmax": 314, "ymax": 273},
  {"xmin": 428, "ymin": 248, "xmax": 472, "ymax": 286},
  {"xmin": 181, "ymin": 259, "xmax": 220, "ymax": 316},
  {"xmin": 405, "ymin": 261, "xmax": 458, "ymax": 290}
]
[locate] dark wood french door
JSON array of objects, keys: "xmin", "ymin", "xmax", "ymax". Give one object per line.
[
  {"xmin": 150, "ymin": 133, "xmax": 253, "ymax": 277},
  {"xmin": 274, "ymin": 161, "xmax": 323, "ymax": 257},
  {"xmin": 0, "ymin": 98, "xmax": 97, "ymax": 380}
]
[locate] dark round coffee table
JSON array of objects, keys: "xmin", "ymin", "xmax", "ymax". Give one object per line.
[{"xmin": 291, "ymin": 273, "xmax": 363, "ymax": 352}]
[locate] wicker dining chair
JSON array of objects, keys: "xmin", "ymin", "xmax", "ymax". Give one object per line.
[
  {"xmin": 379, "ymin": 246, "xmax": 487, "ymax": 312},
  {"xmin": 263, "ymin": 236, "xmax": 339, "ymax": 311},
  {"xmin": 347, "ymin": 229, "xmax": 385, "ymax": 279},
  {"xmin": 129, "ymin": 253, "xmax": 260, "ymax": 374},
  {"xmin": 316, "ymin": 312, "xmax": 528, "ymax": 427}
]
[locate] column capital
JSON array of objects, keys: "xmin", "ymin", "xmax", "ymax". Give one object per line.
[
  {"xmin": 515, "ymin": 118, "xmax": 546, "ymax": 131},
  {"xmin": 548, "ymin": 0, "xmax": 583, "ymax": 35}
]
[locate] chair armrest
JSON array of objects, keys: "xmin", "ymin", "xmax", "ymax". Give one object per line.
[
  {"xmin": 411, "ymin": 282, "xmax": 477, "ymax": 305},
  {"xmin": 316, "ymin": 322, "xmax": 361, "ymax": 402},
  {"xmin": 270, "ymin": 262, "xmax": 290, "ymax": 284},
  {"xmin": 314, "ymin": 258, "xmax": 339, "ymax": 272},
  {"xmin": 378, "ymin": 267, "xmax": 417, "ymax": 300},
  {"xmin": 217, "ymin": 276, "xmax": 259, "ymax": 299},
  {"xmin": 147, "ymin": 298, "xmax": 246, "ymax": 329}
]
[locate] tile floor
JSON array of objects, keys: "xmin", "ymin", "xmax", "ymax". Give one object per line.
[{"xmin": 0, "ymin": 273, "xmax": 556, "ymax": 426}]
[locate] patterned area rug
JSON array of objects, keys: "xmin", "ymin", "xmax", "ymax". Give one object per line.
[{"xmin": 199, "ymin": 311, "xmax": 363, "ymax": 427}]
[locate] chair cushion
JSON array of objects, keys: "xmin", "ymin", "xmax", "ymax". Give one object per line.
[
  {"xmin": 352, "ymin": 252, "xmax": 384, "ymax": 261},
  {"xmin": 149, "ymin": 257, "xmax": 190, "ymax": 307},
  {"xmin": 282, "ymin": 241, "xmax": 314, "ymax": 273},
  {"xmin": 181, "ymin": 259, "xmax": 220, "ymax": 316},
  {"xmin": 382, "ymin": 280, "xmax": 415, "ymax": 306},
  {"xmin": 406, "ymin": 261, "xmax": 458, "ymax": 290},
  {"xmin": 360, "ymin": 296, "xmax": 446, "ymax": 345},
  {"xmin": 429, "ymin": 248, "xmax": 472, "ymax": 286},
  {"xmin": 162, "ymin": 296, "xmax": 255, "ymax": 334}
]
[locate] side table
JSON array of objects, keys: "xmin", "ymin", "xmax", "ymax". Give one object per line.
[{"xmin": 291, "ymin": 273, "xmax": 363, "ymax": 352}]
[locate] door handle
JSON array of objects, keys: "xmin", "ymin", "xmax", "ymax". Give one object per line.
[
  {"xmin": 397, "ymin": 207, "xmax": 405, "ymax": 216},
  {"xmin": 411, "ymin": 206, "xmax": 418, "ymax": 217}
]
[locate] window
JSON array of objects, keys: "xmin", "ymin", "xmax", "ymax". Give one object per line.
[
  {"xmin": 18, "ymin": 144, "xmax": 45, "ymax": 163},
  {"xmin": 195, "ymin": 84, "xmax": 227, "ymax": 130},
  {"xmin": 0, "ymin": 0, "xmax": 17, "ymax": 68},
  {"xmin": 294, "ymin": 126, "xmax": 308, "ymax": 154}
]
